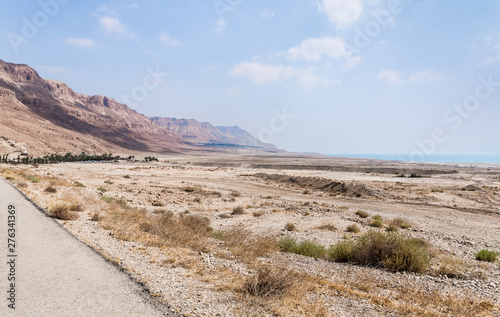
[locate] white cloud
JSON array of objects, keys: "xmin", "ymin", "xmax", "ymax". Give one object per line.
[
  {"xmin": 203, "ymin": 65, "xmax": 217, "ymax": 71},
  {"xmin": 99, "ymin": 16, "xmax": 127, "ymax": 34},
  {"xmin": 159, "ymin": 31, "xmax": 182, "ymax": 46},
  {"xmin": 38, "ymin": 66, "xmax": 68, "ymax": 74},
  {"xmin": 128, "ymin": 3, "xmax": 139, "ymax": 8},
  {"xmin": 230, "ymin": 62, "xmax": 331, "ymax": 86},
  {"xmin": 479, "ymin": 56, "xmax": 500, "ymax": 66},
  {"xmin": 261, "ymin": 9, "xmax": 275, "ymax": 19},
  {"xmin": 378, "ymin": 69, "xmax": 402, "ymax": 85},
  {"xmin": 215, "ymin": 19, "xmax": 226, "ymax": 33},
  {"xmin": 66, "ymin": 38, "xmax": 95, "ymax": 47},
  {"xmin": 344, "ymin": 55, "xmax": 363, "ymax": 69},
  {"xmin": 379, "ymin": 69, "xmax": 446, "ymax": 85},
  {"xmin": 409, "ymin": 69, "xmax": 446, "ymax": 83},
  {"xmin": 319, "ymin": 0, "xmax": 363, "ymax": 28},
  {"xmin": 231, "ymin": 62, "xmax": 295, "ymax": 84},
  {"xmin": 225, "ymin": 86, "xmax": 242, "ymax": 96},
  {"xmin": 288, "ymin": 36, "xmax": 348, "ymax": 61},
  {"xmin": 379, "ymin": 40, "xmax": 386, "ymax": 45}
]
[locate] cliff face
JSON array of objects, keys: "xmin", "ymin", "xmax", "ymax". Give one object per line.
[{"xmin": 0, "ymin": 59, "xmax": 277, "ymax": 156}]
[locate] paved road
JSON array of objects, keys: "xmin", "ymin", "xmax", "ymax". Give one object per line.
[{"xmin": 0, "ymin": 178, "xmax": 177, "ymax": 316}]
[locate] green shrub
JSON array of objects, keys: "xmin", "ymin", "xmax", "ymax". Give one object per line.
[
  {"xmin": 328, "ymin": 239, "xmax": 354, "ymax": 263},
  {"xmin": 278, "ymin": 237, "xmax": 327, "ymax": 259},
  {"xmin": 386, "ymin": 224, "xmax": 399, "ymax": 232},
  {"xmin": 101, "ymin": 196, "xmax": 114, "ymax": 203},
  {"xmin": 74, "ymin": 182, "xmax": 85, "ymax": 187},
  {"xmin": 26, "ymin": 175, "xmax": 40, "ymax": 183},
  {"xmin": 474, "ymin": 249, "xmax": 498, "ymax": 262},
  {"xmin": 370, "ymin": 219, "xmax": 384, "ymax": 228},
  {"xmin": 97, "ymin": 187, "xmax": 107, "ymax": 193},
  {"xmin": 329, "ymin": 231, "xmax": 431, "ymax": 273}
]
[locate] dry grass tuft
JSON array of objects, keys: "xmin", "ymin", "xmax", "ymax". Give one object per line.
[
  {"xmin": 220, "ymin": 226, "xmax": 277, "ymax": 260},
  {"xmin": 434, "ymin": 254, "xmax": 468, "ymax": 278},
  {"xmin": 49, "ymin": 203, "xmax": 79, "ymax": 220},
  {"xmin": 144, "ymin": 213, "xmax": 213, "ymax": 252},
  {"xmin": 243, "ymin": 266, "xmax": 295, "ymax": 298}
]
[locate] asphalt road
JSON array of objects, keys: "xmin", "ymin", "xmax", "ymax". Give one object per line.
[{"xmin": 0, "ymin": 178, "xmax": 177, "ymax": 316}]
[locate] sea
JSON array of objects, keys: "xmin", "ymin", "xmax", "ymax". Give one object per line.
[{"xmin": 328, "ymin": 154, "xmax": 500, "ymax": 164}]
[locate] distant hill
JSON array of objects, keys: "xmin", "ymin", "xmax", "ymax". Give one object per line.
[
  {"xmin": 0, "ymin": 59, "xmax": 277, "ymax": 156},
  {"xmin": 150, "ymin": 117, "xmax": 276, "ymax": 150}
]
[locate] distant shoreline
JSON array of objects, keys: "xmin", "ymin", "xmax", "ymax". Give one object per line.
[{"xmin": 327, "ymin": 154, "xmax": 500, "ymax": 164}]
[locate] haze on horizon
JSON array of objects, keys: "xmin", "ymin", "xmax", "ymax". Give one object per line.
[{"xmin": 1, "ymin": 0, "xmax": 499, "ymax": 157}]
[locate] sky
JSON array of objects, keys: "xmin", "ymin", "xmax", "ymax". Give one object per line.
[{"xmin": 1, "ymin": 0, "xmax": 500, "ymax": 158}]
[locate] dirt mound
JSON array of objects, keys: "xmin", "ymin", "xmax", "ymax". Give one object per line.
[{"xmin": 254, "ymin": 173, "xmax": 388, "ymax": 198}]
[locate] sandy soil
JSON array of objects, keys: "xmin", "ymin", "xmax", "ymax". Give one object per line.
[{"xmin": 1, "ymin": 153, "xmax": 499, "ymax": 316}]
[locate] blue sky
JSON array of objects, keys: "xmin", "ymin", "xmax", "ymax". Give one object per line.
[{"xmin": 1, "ymin": 0, "xmax": 500, "ymax": 157}]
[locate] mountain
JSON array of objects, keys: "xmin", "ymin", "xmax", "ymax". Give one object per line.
[
  {"xmin": 150, "ymin": 117, "xmax": 276, "ymax": 149},
  {"xmin": 0, "ymin": 59, "xmax": 276, "ymax": 156}
]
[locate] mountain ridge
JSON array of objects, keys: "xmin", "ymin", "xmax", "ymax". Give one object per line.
[{"xmin": 0, "ymin": 59, "xmax": 277, "ymax": 156}]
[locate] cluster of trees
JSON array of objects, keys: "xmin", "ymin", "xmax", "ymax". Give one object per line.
[
  {"xmin": 0, "ymin": 153, "xmax": 158, "ymax": 165},
  {"xmin": 144, "ymin": 156, "xmax": 159, "ymax": 162}
]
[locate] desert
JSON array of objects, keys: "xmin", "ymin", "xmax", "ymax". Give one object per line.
[
  {"xmin": 1, "ymin": 153, "xmax": 499, "ymax": 316},
  {"xmin": 2, "ymin": 2, "xmax": 500, "ymax": 316}
]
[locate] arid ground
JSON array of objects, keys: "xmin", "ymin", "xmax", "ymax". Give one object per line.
[{"xmin": 1, "ymin": 153, "xmax": 500, "ymax": 316}]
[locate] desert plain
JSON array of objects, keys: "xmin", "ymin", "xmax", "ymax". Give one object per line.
[{"xmin": 1, "ymin": 152, "xmax": 500, "ymax": 316}]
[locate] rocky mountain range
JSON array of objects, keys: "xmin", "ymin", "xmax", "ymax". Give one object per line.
[{"xmin": 0, "ymin": 59, "xmax": 276, "ymax": 156}]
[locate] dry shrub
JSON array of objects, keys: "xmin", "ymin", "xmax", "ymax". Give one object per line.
[
  {"xmin": 317, "ymin": 223, "xmax": 337, "ymax": 231},
  {"xmin": 394, "ymin": 286, "xmax": 494, "ymax": 317},
  {"xmin": 69, "ymin": 203, "xmax": 84, "ymax": 212},
  {"xmin": 230, "ymin": 191, "xmax": 242, "ymax": 197},
  {"xmin": 90, "ymin": 212, "xmax": 102, "ymax": 222},
  {"xmin": 434, "ymin": 254, "xmax": 468, "ymax": 278},
  {"xmin": 355, "ymin": 210, "xmax": 370, "ymax": 218},
  {"xmin": 49, "ymin": 203, "xmax": 79, "ymax": 220},
  {"xmin": 252, "ymin": 210, "xmax": 264, "ymax": 217},
  {"xmin": 232, "ymin": 206, "xmax": 245, "ymax": 215},
  {"xmin": 284, "ymin": 223, "xmax": 296, "ymax": 231},
  {"xmin": 346, "ymin": 224, "xmax": 360, "ymax": 233},
  {"xmin": 44, "ymin": 186, "xmax": 57, "ymax": 193},
  {"xmin": 243, "ymin": 266, "xmax": 294, "ymax": 298},
  {"xmin": 390, "ymin": 218, "xmax": 412, "ymax": 229},
  {"xmin": 386, "ymin": 224, "xmax": 399, "ymax": 232},
  {"xmin": 221, "ymin": 226, "xmax": 277, "ymax": 259},
  {"xmin": 15, "ymin": 181, "xmax": 28, "ymax": 188},
  {"xmin": 145, "ymin": 213, "xmax": 213, "ymax": 252}
]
